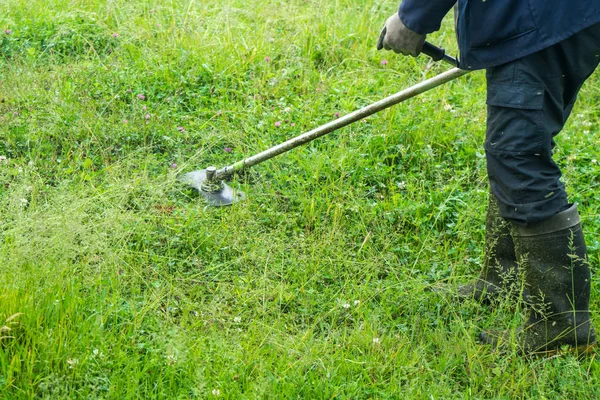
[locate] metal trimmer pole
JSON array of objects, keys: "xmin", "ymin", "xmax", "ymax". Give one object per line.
[
  {"xmin": 209, "ymin": 67, "xmax": 469, "ymax": 182},
  {"xmin": 184, "ymin": 42, "xmax": 466, "ymax": 206}
]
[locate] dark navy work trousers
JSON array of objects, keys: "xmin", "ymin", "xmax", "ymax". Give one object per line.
[{"xmin": 485, "ymin": 22, "xmax": 600, "ymax": 225}]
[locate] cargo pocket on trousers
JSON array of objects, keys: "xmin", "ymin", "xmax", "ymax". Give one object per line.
[{"xmin": 485, "ymin": 82, "xmax": 545, "ymax": 155}]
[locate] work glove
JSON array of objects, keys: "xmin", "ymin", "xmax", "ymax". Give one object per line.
[{"xmin": 376, "ymin": 13, "xmax": 425, "ymax": 56}]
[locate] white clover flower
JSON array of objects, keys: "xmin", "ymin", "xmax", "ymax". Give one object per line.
[
  {"xmin": 166, "ymin": 353, "xmax": 177, "ymax": 365},
  {"xmin": 66, "ymin": 358, "xmax": 79, "ymax": 368}
]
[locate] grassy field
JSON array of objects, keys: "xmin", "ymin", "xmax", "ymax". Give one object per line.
[{"xmin": 2, "ymin": 0, "xmax": 600, "ymax": 398}]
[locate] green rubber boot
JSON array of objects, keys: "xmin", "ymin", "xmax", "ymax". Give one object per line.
[
  {"xmin": 456, "ymin": 195, "xmax": 521, "ymax": 303},
  {"xmin": 480, "ymin": 204, "xmax": 597, "ymax": 355}
]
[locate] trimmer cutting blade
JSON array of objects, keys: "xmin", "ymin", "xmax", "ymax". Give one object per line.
[{"xmin": 182, "ymin": 167, "xmax": 245, "ymax": 206}]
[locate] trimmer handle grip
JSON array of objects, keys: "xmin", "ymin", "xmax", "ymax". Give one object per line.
[{"xmin": 422, "ymin": 41, "xmax": 459, "ymax": 67}]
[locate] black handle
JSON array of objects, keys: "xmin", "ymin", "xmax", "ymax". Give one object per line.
[{"xmin": 421, "ymin": 42, "xmax": 459, "ymax": 67}]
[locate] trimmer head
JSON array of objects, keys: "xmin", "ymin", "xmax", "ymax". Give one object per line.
[{"xmin": 181, "ymin": 168, "xmax": 245, "ymax": 206}]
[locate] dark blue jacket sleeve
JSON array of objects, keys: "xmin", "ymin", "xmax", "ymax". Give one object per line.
[{"xmin": 399, "ymin": 0, "xmax": 457, "ymax": 35}]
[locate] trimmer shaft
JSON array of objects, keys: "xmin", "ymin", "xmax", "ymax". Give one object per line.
[{"xmin": 181, "ymin": 51, "xmax": 467, "ymax": 207}]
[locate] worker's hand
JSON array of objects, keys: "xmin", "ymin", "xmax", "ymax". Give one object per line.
[{"xmin": 377, "ymin": 13, "xmax": 425, "ymax": 56}]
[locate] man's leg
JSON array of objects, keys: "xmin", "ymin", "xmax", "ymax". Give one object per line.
[
  {"xmin": 481, "ymin": 23, "xmax": 600, "ymax": 353},
  {"xmin": 456, "ymin": 194, "xmax": 519, "ymax": 303}
]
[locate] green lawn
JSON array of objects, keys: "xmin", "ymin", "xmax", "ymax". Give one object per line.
[{"xmin": 1, "ymin": 0, "xmax": 600, "ymax": 398}]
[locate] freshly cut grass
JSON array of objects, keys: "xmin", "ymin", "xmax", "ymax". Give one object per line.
[{"xmin": 1, "ymin": 0, "xmax": 600, "ymax": 398}]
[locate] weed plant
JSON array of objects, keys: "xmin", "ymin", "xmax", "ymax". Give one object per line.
[{"xmin": 1, "ymin": 0, "xmax": 600, "ymax": 398}]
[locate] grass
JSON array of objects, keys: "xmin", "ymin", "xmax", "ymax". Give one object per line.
[{"xmin": 1, "ymin": 0, "xmax": 600, "ymax": 398}]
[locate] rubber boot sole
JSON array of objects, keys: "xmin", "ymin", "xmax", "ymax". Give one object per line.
[
  {"xmin": 479, "ymin": 330, "xmax": 597, "ymax": 357},
  {"xmin": 527, "ymin": 343, "xmax": 597, "ymax": 358}
]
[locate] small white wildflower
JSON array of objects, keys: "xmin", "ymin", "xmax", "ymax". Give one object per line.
[
  {"xmin": 212, "ymin": 388, "xmax": 221, "ymax": 396},
  {"xmin": 233, "ymin": 316, "xmax": 241, "ymax": 323},
  {"xmin": 353, "ymin": 300, "xmax": 360, "ymax": 306},
  {"xmin": 592, "ymin": 159, "xmax": 598, "ymax": 164},
  {"xmin": 20, "ymin": 198, "xmax": 28, "ymax": 205},
  {"xmin": 166, "ymin": 353, "xmax": 177, "ymax": 365},
  {"xmin": 284, "ymin": 107, "xmax": 291, "ymax": 112},
  {"xmin": 66, "ymin": 358, "xmax": 79, "ymax": 368},
  {"xmin": 92, "ymin": 349, "xmax": 99, "ymax": 356},
  {"xmin": 342, "ymin": 303, "xmax": 351, "ymax": 309},
  {"xmin": 0, "ymin": 155, "xmax": 7, "ymax": 163},
  {"xmin": 372, "ymin": 337, "xmax": 380, "ymax": 344},
  {"xmin": 397, "ymin": 181, "xmax": 406, "ymax": 190},
  {"xmin": 584, "ymin": 130, "xmax": 590, "ymax": 134}
]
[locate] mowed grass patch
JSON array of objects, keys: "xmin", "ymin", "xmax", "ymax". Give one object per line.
[{"xmin": 1, "ymin": 0, "xmax": 600, "ymax": 398}]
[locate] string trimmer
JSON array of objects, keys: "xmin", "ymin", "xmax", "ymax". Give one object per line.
[{"xmin": 182, "ymin": 42, "xmax": 468, "ymax": 206}]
